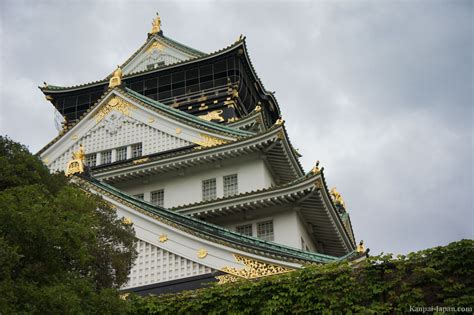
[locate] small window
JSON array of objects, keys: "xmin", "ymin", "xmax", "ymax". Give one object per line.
[
  {"xmin": 116, "ymin": 147, "xmax": 127, "ymax": 161},
  {"xmin": 133, "ymin": 193, "xmax": 144, "ymax": 200},
  {"xmin": 131, "ymin": 143, "xmax": 142, "ymax": 158},
  {"xmin": 236, "ymin": 224, "xmax": 252, "ymax": 236},
  {"xmin": 223, "ymin": 174, "xmax": 238, "ymax": 197},
  {"xmin": 101, "ymin": 150, "xmax": 112, "ymax": 164},
  {"xmin": 150, "ymin": 189, "xmax": 164, "ymax": 207},
  {"xmin": 257, "ymin": 220, "xmax": 274, "ymax": 242},
  {"xmin": 202, "ymin": 178, "xmax": 216, "ymax": 201},
  {"xmin": 85, "ymin": 153, "xmax": 96, "ymax": 167}
]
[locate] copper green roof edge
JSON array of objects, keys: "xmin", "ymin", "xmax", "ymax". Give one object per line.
[
  {"xmin": 160, "ymin": 33, "xmax": 206, "ymax": 56},
  {"xmin": 79, "ymin": 174, "xmax": 340, "ymax": 263},
  {"xmin": 123, "ymin": 87, "xmax": 253, "ymax": 138},
  {"xmin": 40, "ymin": 39, "xmax": 244, "ymax": 93}
]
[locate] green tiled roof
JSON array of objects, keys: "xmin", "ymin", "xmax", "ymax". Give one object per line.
[
  {"xmin": 123, "ymin": 87, "xmax": 253, "ymax": 138},
  {"xmin": 78, "ymin": 174, "xmax": 352, "ymax": 264}
]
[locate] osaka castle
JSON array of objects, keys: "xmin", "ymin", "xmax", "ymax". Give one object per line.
[{"xmin": 38, "ymin": 14, "xmax": 363, "ymax": 295}]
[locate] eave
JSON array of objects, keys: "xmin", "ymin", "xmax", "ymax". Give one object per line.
[
  {"xmin": 91, "ymin": 125, "xmax": 304, "ymax": 185},
  {"xmin": 39, "ymin": 37, "xmax": 281, "ymax": 117},
  {"xmin": 76, "ymin": 174, "xmax": 348, "ymax": 264},
  {"xmin": 171, "ymin": 171, "xmax": 355, "ymax": 256},
  {"xmin": 37, "ymin": 87, "xmax": 251, "ymax": 156}
]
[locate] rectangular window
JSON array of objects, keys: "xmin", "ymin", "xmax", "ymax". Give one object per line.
[
  {"xmin": 150, "ymin": 189, "xmax": 164, "ymax": 207},
  {"xmin": 131, "ymin": 143, "xmax": 142, "ymax": 158},
  {"xmin": 101, "ymin": 150, "xmax": 112, "ymax": 164},
  {"xmin": 85, "ymin": 153, "xmax": 96, "ymax": 167},
  {"xmin": 236, "ymin": 224, "xmax": 252, "ymax": 236},
  {"xmin": 257, "ymin": 220, "xmax": 274, "ymax": 242},
  {"xmin": 202, "ymin": 178, "xmax": 216, "ymax": 201},
  {"xmin": 116, "ymin": 147, "xmax": 127, "ymax": 161},
  {"xmin": 223, "ymin": 174, "xmax": 238, "ymax": 197},
  {"xmin": 133, "ymin": 193, "xmax": 144, "ymax": 200}
]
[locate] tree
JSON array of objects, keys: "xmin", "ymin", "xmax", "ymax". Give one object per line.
[{"xmin": 0, "ymin": 136, "xmax": 137, "ymax": 314}]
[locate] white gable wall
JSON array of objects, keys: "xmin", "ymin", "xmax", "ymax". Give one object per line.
[
  {"xmin": 48, "ymin": 113, "xmax": 191, "ymax": 172},
  {"xmin": 123, "ymin": 38, "xmax": 195, "ymax": 75}
]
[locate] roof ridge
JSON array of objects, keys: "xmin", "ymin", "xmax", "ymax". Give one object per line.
[
  {"xmin": 78, "ymin": 174, "xmax": 340, "ymax": 263},
  {"xmin": 40, "ymin": 40, "xmax": 244, "ymax": 93}
]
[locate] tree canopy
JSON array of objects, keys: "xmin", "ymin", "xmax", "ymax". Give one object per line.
[{"xmin": 0, "ymin": 136, "xmax": 137, "ymax": 314}]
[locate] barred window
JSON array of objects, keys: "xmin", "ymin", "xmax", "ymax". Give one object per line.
[
  {"xmin": 101, "ymin": 150, "xmax": 112, "ymax": 164},
  {"xmin": 116, "ymin": 147, "xmax": 127, "ymax": 161},
  {"xmin": 150, "ymin": 189, "xmax": 164, "ymax": 207},
  {"xmin": 257, "ymin": 220, "xmax": 274, "ymax": 241},
  {"xmin": 133, "ymin": 193, "xmax": 144, "ymax": 200},
  {"xmin": 85, "ymin": 153, "xmax": 96, "ymax": 167},
  {"xmin": 202, "ymin": 178, "xmax": 216, "ymax": 201},
  {"xmin": 236, "ymin": 224, "xmax": 252, "ymax": 236},
  {"xmin": 131, "ymin": 143, "xmax": 142, "ymax": 158},
  {"xmin": 223, "ymin": 174, "xmax": 238, "ymax": 197}
]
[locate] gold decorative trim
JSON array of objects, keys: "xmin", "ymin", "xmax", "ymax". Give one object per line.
[
  {"xmin": 146, "ymin": 41, "xmax": 164, "ymax": 53},
  {"xmin": 175, "ymin": 128, "xmax": 182, "ymax": 134},
  {"xmin": 311, "ymin": 161, "xmax": 320, "ymax": 175},
  {"xmin": 330, "ymin": 187, "xmax": 346, "ymax": 208},
  {"xmin": 159, "ymin": 234, "xmax": 168, "ymax": 243},
  {"xmin": 148, "ymin": 117, "xmax": 155, "ymax": 123},
  {"xmin": 109, "ymin": 66, "xmax": 123, "ymax": 88},
  {"xmin": 65, "ymin": 144, "xmax": 85, "ymax": 177},
  {"xmin": 197, "ymin": 248, "xmax": 208, "ymax": 259},
  {"xmin": 276, "ymin": 130, "xmax": 285, "ymax": 140},
  {"xmin": 314, "ymin": 178, "xmax": 323, "ymax": 189},
  {"xmin": 71, "ymin": 134, "xmax": 78, "ymax": 141},
  {"xmin": 221, "ymin": 254, "xmax": 293, "ymax": 279},
  {"xmin": 150, "ymin": 12, "xmax": 161, "ymax": 34},
  {"xmin": 216, "ymin": 274, "xmax": 241, "ymax": 284},
  {"xmin": 198, "ymin": 110, "xmax": 224, "ymax": 122},
  {"xmin": 254, "ymin": 104, "xmax": 262, "ymax": 112},
  {"xmin": 275, "ymin": 118, "xmax": 284, "ymax": 126},
  {"xmin": 133, "ymin": 157, "xmax": 150, "ymax": 164},
  {"xmin": 122, "ymin": 217, "xmax": 133, "ymax": 225},
  {"xmin": 95, "ymin": 96, "xmax": 136, "ymax": 123},
  {"xmin": 194, "ymin": 133, "xmax": 228, "ymax": 148}
]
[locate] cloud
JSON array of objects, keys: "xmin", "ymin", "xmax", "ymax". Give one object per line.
[{"xmin": 0, "ymin": 0, "xmax": 471, "ymax": 255}]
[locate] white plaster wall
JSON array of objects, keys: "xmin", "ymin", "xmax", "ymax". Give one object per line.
[
  {"xmin": 123, "ymin": 239, "xmax": 213, "ymax": 289},
  {"xmin": 114, "ymin": 155, "xmax": 275, "ymax": 208},
  {"xmin": 214, "ymin": 208, "xmax": 316, "ymax": 252}
]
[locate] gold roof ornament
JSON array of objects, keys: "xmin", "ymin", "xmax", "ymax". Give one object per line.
[
  {"xmin": 150, "ymin": 12, "xmax": 161, "ymax": 34},
  {"xmin": 311, "ymin": 161, "xmax": 321, "ymax": 175},
  {"xmin": 122, "ymin": 217, "xmax": 133, "ymax": 225},
  {"xmin": 330, "ymin": 187, "xmax": 346, "ymax": 208},
  {"xmin": 356, "ymin": 240, "xmax": 365, "ymax": 253},
  {"xmin": 275, "ymin": 118, "xmax": 284, "ymax": 126},
  {"xmin": 254, "ymin": 103, "xmax": 262, "ymax": 112},
  {"xmin": 108, "ymin": 65, "xmax": 123, "ymax": 88},
  {"xmin": 65, "ymin": 144, "xmax": 86, "ymax": 177}
]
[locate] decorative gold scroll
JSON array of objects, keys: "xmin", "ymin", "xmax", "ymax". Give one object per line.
[
  {"xmin": 194, "ymin": 133, "xmax": 228, "ymax": 148},
  {"xmin": 65, "ymin": 144, "xmax": 85, "ymax": 177},
  {"xmin": 95, "ymin": 97, "xmax": 136, "ymax": 123},
  {"xmin": 220, "ymin": 254, "xmax": 293, "ymax": 281},
  {"xmin": 198, "ymin": 110, "xmax": 224, "ymax": 122}
]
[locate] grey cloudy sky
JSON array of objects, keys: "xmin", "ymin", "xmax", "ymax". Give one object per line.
[{"xmin": 0, "ymin": 0, "xmax": 472, "ymax": 255}]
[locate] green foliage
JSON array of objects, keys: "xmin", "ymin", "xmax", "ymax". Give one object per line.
[
  {"xmin": 126, "ymin": 240, "xmax": 474, "ymax": 314},
  {"xmin": 0, "ymin": 136, "xmax": 137, "ymax": 314}
]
